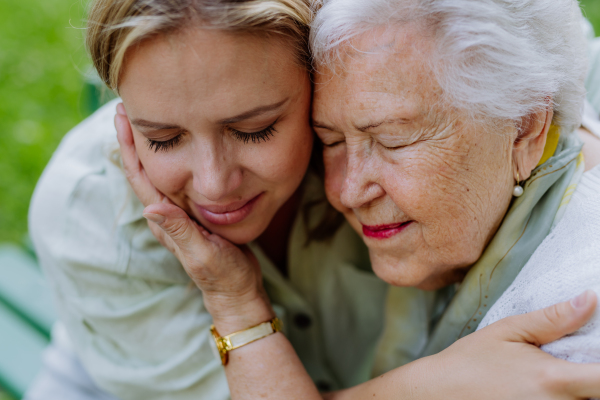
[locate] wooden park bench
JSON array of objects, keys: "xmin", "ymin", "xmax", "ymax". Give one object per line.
[
  {"xmin": 0, "ymin": 74, "xmax": 113, "ymax": 400},
  {"xmin": 0, "ymin": 243, "xmax": 56, "ymax": 399}
]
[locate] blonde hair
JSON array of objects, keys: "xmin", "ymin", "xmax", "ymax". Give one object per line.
[{"xmin": 86, "ymin": 0, "xmax": 313, "ymax": 91}]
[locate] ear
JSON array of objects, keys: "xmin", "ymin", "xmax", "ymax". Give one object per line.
[{"xmin": 512, "ymin": 106, "xmax": 554, "ymax": 181}]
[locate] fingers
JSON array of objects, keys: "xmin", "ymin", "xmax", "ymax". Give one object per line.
[
  {"xmin": 115, "ymin": 104, "xmax": 139, "ymax": 175},
  {"xmin": 115, "ymin": 103, "xmax": 133, "ymax": 146},
  {"xmin": 144, "ymin": 204, "xmax": 267, "ymax": 317},
  {"xmin": 114, "ymin": 103, "xmax": 166, "ymax": 206},
  {"xmin": 489, "ymin": 290, "xmax": 597, "ymax": 346},
  {"xmin": 146, "ymin": 218, "xmax": 179, "ymax": 254},
  {"xmin": 143, "ymin": 203, "xmax": 210, "ymax": 257}
]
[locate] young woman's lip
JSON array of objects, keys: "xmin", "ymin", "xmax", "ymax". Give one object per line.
[
  {"xmin": 362, "ymin": 221, "xmax": 413, "ymax": 239},
  {"xmin": 195, "ymin": 193, "xmax": 263, "ymax": 225}
]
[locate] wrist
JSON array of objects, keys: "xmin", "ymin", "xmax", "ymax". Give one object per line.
[
  {"xmin": 207, "ymin": 293, "xmax": 275, "ymax": 336},
  {"xmin": 399, "ymin": 354, "xmax": 437, "ymax": 400}
]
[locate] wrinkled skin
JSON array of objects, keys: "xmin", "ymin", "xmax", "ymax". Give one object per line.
[{"xmin": 312, "ymin": 26, "xmax": 551, "ymax": 290}]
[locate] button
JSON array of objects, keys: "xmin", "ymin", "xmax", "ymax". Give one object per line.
[
  {"xmin": 316, "ymin": 380, "xmax": 332, "ymax": 392},
  {"xmin": 293, "ymin": 313, "xmax": 312, "ymax": 329}
]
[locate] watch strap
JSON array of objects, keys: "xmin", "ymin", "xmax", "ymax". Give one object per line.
[{"xmin": 211, "ymin": 317, "xmax": 282, "ymax": 365}]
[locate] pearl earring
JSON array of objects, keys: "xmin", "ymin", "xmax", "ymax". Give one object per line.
[{"xmin": 513, "ymin": 172, "xmax": 524, "ymax": 197}]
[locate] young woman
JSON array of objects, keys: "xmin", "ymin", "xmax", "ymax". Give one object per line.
[{"xmin": 27, "ymin": 0, "xmax": 600, "ymax": 399}]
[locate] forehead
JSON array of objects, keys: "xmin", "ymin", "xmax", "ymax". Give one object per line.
[
  {"xmin": 312, "ymin": 26, "xmax": 442, "ymax": 125},
  {"xmin": 119, "ymin": 28, "xmax": 303, "ymax": 121}
]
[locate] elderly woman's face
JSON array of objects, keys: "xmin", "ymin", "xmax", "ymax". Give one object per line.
[{"xmin": 313, "ymin": 28, "xmax": 519, "ymax": 290}]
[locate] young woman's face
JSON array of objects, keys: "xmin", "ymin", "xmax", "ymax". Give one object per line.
[{"xmin": 119, "ymin": 29, "xmax": 313, "ymax": 244}]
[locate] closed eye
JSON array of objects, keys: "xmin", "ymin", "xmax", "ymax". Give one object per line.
[
  {"xmin": 229, "ymin": 120, "xmax": 277, "ymax": 144},
  {"xmin": 147, "ymin": 133, "xmax": 184, "ymax": 152},
  {"xmin": 323, "ymin": 140, "xmax": 345, "ymax": 148},
  {"xmin": 380, "ymin": 143, "xmax": 405, "ymax": 150}
]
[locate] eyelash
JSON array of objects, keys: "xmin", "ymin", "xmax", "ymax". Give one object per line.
[
  {"xmin": 146, "ymin": 134, "xmax": 184, "ymax": 153},
  {"xmin": 230, "ymin": 122, "xmax": 277, "ymax": 144},
  {"xmin": 145, "ymin": 122, "xmax": 277, "ymax": 153},
  {"xmin": 381, "ymin": 144, "xmax": 404, "ymax": 150}
]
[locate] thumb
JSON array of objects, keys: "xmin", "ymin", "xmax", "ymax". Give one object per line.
[
  {"xmin": 490, "ymin": 290, "xmax": 597, "ymax": 346},
  {"xmin": 143, "ymin": 203, "xmax": 210, "ymax": 254}
]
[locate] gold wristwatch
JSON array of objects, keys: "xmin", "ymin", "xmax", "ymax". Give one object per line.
[{"xmin": 210, "ymin": 317, "xmax": 283, "ymax": 366}]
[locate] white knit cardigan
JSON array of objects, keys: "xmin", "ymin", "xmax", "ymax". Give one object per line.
[{"xmin": 478, "ymin": 147, "xmax": 600, "ymax": 364}]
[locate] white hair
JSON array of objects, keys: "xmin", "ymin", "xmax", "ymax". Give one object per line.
[{"xmin": 310, "ymin": 0, "xmax": 588, "ymax": 133}]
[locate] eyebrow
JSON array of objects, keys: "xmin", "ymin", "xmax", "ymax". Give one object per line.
[
  {"xmin": 355, "ymin": 118, "xmax": 410, "ymax": 132},
  {"xmin": 216, "ymin": 98, "xmax": 289, "ymax": 124},
  {"xmin": 130, "ymin": 119, "xmax": 181, "ymax": 130},
  {"xmin": 312, "ymin": 120, "xmax": 336, "ymax": 131},
  {"xmin": 130, "ymin": 98, "xmax": 290, "ymax": 131},
  {"xmin": 311, "ymin": 117, "xmax": 411, "ymax": 133}
]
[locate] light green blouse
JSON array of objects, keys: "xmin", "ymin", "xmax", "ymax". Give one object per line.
[{"xmin": 29, "ymin": 100, "xmax": 447, "ymax": 400}]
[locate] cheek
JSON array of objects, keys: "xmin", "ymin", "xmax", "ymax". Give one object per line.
[
  {"xmin": 385, "ymin": 140, "xmax": 478, "ymax": 215},
  {"xmin": 383, "ymin": 138, "xmax": 511, "ymax": 255},
  {"xmin": 247, "ymin": 125, "xmax": 313, "ymax": 191},
  {"xmin": 132, "ymin": 132, "xmax": 189, "ymax": 198},
  {"xmin": 323, "ymin": 147, "xmax": 362, "ymax": 234},
  {"xmin": 323, "ymin": 147, "xmax": 348, "ymax": 212},
  {"xmin": 245, "ymin": 88, "xmax": 314, "ymax": 190}
]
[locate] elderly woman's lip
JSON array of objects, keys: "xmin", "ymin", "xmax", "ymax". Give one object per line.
[{"xmin": 362, "ymin": 221, "xmax": 413, "ymax": 239}]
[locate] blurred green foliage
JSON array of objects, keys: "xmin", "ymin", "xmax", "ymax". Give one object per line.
[
  {"xmin": 582, "ymin": 0, "xmax": 600, "ymax": 32},
  {"xmin": 0, "ymin": 0, "xmax": 98, "ymax": 245}
]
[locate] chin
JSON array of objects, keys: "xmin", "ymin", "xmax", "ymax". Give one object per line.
[
  {"xmin": 201, "ymin": 220, "xmax": 267, "ymax": 245},
  {"xmin": 372, "ymin": 263, "xmax": 432, "ymax": 289},
  {"xmin": 369, "ymin": 252, "xmax": 464, "ymax": 291},
  {"xmin": 217, "ymin": 232, "xmax": 259, "ymax": 246}
]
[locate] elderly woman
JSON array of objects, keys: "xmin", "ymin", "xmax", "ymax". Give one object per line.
[
  {"xmin": 310, "ymin": 0, "xmax": 600, "ymax": 365},
  {"xmin": 133, "ymin": 0, "xmax": 600, "ymax": 398}
]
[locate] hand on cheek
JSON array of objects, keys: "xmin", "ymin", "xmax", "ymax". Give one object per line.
[
  {"xmin": 115, "ymin": 103, "xmax": 272, "ymax": 330},
  {"xmin": 115, "ymin": 103, "xmax": 177, "ymax": 251}
]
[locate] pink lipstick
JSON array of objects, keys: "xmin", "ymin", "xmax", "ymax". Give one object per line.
[
  {"xmin": 195, "ymin": 193, "xmax": 263, "ymax": 226},
  {"xmin": 362, "ymin": 221, "xmax": 413, "ymax": 239}
]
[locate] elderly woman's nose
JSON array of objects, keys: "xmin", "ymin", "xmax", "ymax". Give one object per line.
[
  {"xmin": 340, "ymin": 149, "xmax": 386, "ymax": 209},
  {"xmin": 191, "ymin": 153, "xmax": 243, "ymax": 202}
]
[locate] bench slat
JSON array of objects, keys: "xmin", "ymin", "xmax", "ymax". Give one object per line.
[
  {"xmin": 0, "ymin": 301, "xmax": 49, "ymax": 398},
  {"xmin": 0, "ymin": 245, "xmax": 56, "ymax": 336}
]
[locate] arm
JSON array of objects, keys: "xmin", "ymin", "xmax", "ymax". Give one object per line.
[
  {"xmin": 346, "ymin": 292, "xmax": 600, "ymax": 400},
  {"xmin": 29, "ymin": 102, "xmax": 230, "ymax": 400},
  {"xmin": 138, "ymin": 202, "xmax": 600, "ymax": 400},
  {"xmin": 116, "ymin": 105, "xmax": 600, "ymax": 400}
]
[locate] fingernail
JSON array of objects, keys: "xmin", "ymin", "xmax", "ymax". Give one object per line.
[
  {"xmin": 571, "ymin": 290, "xmax": 592, "ymax": 309},
  {"xmin": 143, "ymin": 213, "xmax": 165, "ymax": 225}
]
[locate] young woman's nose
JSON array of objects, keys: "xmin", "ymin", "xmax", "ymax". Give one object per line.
[
  {"xmin": 340, "ymin": 145, "xmax": 386, "ymax": 209},
  {"xmin": 191, "ymin": 151, "xmax": 243, "ymax": 202}
]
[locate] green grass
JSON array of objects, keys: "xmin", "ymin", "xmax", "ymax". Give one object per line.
[{"xmin": 0, "ymin": 0, "xmax": 99, "ymax": 245}]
